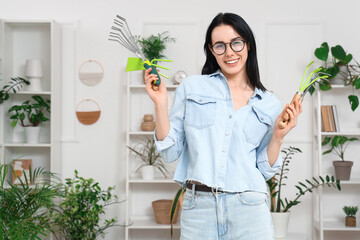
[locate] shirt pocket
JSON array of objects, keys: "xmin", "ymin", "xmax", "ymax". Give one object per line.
[
  {"xmin": 242, "ymin": 108, "xmax": 271, "ymax": 147},
  {"xmin": 185, "ymin": 94, "xmax": 217, "ymax": 129}
]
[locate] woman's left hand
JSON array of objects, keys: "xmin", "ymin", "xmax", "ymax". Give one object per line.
[{"xmin": 273, "ymin": 97, "xmax": 303, "ymax": 140}]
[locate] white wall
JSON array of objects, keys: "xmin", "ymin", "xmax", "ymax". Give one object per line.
[{"xmin": 1, "ymin": 0, "xmax": 360, "ymax": 239}]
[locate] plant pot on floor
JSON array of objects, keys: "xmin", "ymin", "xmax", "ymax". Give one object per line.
[
  {"xmin": 25, "ymin": 126, "xmax": 41, "ymax": 144},
  {"xmin": 152, "ymin": 199, "xmax": 179, "ymax": 224},
  {"xmin": 271, "ymin": 212, "xmax": 290, "ymax": 240},
  {"xmin": 333, "ymin": 161, "xmax": 353, "ymax": 180}
]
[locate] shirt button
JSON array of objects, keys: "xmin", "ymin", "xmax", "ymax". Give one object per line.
[
  {"xmin": 220, "ymin": 163, "xmax": 224, "ymax": 168},
  {"xmin": 229, "ymin": 115, "xmax": 232, "ymax": 119},
  {"xmin": 199, "ymin": 99, "xmax": 202, "ymax": 102},
  {"xmin": 225, "ymin": 132, "xmax": 229, "ymax": 136},
  {"xmin": 222, "ymin": 148, "xmax": 226, "ymax": 152}
]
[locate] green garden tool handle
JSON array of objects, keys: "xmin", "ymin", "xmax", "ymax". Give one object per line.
[{"xmin": 144, "ymin": 60, "xmax": 161, "ymax": 90}]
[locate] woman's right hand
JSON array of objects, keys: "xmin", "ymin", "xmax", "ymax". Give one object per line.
[{"xmin": 144, "ymin": 67, "xmax": 168, "ymax": 107}]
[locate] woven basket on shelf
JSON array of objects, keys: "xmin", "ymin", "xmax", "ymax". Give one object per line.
[{"xmin": 152, "ymin": 199, "xmax": 179, "ymax": 224}]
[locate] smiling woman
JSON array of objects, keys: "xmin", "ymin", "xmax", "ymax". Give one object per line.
[{"xmin": 143, "ymin": 12, "xmax": 302, "ymax": 240}]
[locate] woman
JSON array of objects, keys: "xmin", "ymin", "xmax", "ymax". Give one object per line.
[{"xmin": 144, "ymin": 12, "xmax": 302, "ymax": 240}]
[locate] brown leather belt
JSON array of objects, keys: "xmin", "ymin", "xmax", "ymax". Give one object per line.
[{"xmin": 186, "ymin": 183, "xmax": 225, "ymax": 193}]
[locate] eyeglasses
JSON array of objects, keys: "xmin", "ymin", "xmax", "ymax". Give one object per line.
[{"xmin": 210, "ymin": 38, "xmax": 247, "ymax": 55}]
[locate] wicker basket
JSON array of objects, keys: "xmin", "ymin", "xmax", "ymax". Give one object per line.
[{"xmin": 152, "ymin": 199, "xmax": 179, "ymax": 224}]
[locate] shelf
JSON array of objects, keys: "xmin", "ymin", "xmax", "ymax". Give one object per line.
[
  {"xmin": 129, "ymin": 131, "xmax": 154, "ymax": 136},
  {"xmin": 4, "ymin": 143, "xmax": 51, "ymax": 148},
  {"xmin": 128, "ymin": 218, "xmax": 180, "ymax": 230},
  {"xmin": 320, "ymin": 129, "xmax": 360, "ymax": 136},
  {"xmin": 339, "ymin": 178, "xmax": 360, "ymax": 185},
  {"xmin": 129, "ymin": 178, "xmax": 176, "ymax": 184},
  {"xmin": 129, "ymin": 84, "xmax": 178, "ymax": 90},
  {"xmin": 323, "ymin": 221, "xmax": 360, "ymax": 231},
  {"xmin": 11, "ymin": 91, "xmax": 51, "ymax": 95}
]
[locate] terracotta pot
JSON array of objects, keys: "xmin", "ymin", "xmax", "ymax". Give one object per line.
[{"xmin": 333, "ymin": 161, "xmax": 353, "ymax": 180}]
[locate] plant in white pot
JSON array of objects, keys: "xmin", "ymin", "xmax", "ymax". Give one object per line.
[
  {"xmin": 8, "ymin": 95, "xmax": 50, "ymax": 143},
  {"xmin": 322, "ymin": 135, "xmax": 359, "ymax": 180},
  {"xmin": 267, "ymin": 146, "xmax": 341, "ymax": 239},
  {"xmin": 127, "ymin": 138, "xmax": 168, "ymax": 180}
]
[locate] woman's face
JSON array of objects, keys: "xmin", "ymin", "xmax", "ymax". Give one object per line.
[{"xmin": 210, "ymin": 24, "xmax": 249, "ymax": 79}]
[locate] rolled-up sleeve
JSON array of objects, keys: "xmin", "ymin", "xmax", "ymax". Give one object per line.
[{"xmin": 154, "ymin": 84, "xmax": 186, "ymax": 163}]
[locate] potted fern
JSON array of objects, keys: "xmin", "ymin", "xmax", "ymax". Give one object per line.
[
  {"xmin": 8, "ymin": 95, "xmax": 50, "ymax": 143},
  {"xmin": 322, "ymin": 135, "xmax": 359, "ymax": 180},
  {"xmin": 343, "ymin": 206, "xmax": 358, "ymax": 227},
  {"xmin": 266, "ymin": 146, "xmax": 341, "ymax": 239},
  {"xmin": 136, "ymin": 31, "xmax": 175, "ymax": 64}
]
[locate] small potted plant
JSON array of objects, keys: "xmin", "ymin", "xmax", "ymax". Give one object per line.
[
  {"xmin": 127, "ymin": 138, "xmax": 169, "ymax": 180},
  {"xmin": 136, "ymin": 31, "xmax": 175, "ymax": 64},
  {"xmin": 343, "ymin": 206, "xmax": 358, "ymax": 227},
  {"xmin": 266, "ymin": 146, "xmax": 341, "ymax": 239},
  {"xmin": 310, "ymin": 42, "xmax": 360, "ymax": 111},
  {"xmin": 322, "ymin": 135, "xmax": 359, "ymax": 180},
  {"xmin": 8, "ymin": 95, "xmax": 50, "ymax": 143}
]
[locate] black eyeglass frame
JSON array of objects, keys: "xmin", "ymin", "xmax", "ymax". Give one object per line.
[{"xmin": 210, "ymin": 38, "xmax": 247, "ymax": 55}]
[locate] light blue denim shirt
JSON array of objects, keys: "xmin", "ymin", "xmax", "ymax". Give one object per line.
[{"xmin": 155, "ymin": 70, "xmax": 282, "ymax": 194}]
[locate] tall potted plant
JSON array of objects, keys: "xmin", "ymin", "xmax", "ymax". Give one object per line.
[
  {"xmin": 266, "ymin": 146, "xmax": 341, "ymax": 239},
  {"xmin": 127, "ymin": 138, "xmax": 169, "ymax": 180},
  {"xmin": 51, "ymin": 170, "xmax": 124, "ymax": 240},
  {"xmin": 322, "ymin": 135, "xmax": 359, "ymax": 180},
  {"xmin": 8, "ymin": 95, "xmax": 50, "ymax": 143},
  {"xmin": 0, "ymin": 164, "xmax": 63, "ymax": 239}
]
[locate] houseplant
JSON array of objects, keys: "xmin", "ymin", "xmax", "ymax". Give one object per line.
[
  {"xmin": 0, "ymin": 163, "xmax": 63, "ymax": 239},
  {"xmin": 8, "ymin": 95, "xmax": 50, "ymax": 143},
  {"xmin": 0, "ymin": 77, "xmax": 30, "ymax": 104},
  {"xmin": 51, "ymin": 170, "xmax": 124, "ymax": 240},
  {"xmin": 343, "ymin": 206, "xmax": 358, "ymax": 227},
  {"xmin": 266, "ymin": 146, "xmax": 341, "ymax": 239},
  {"xmin": 309, "ymin": 42, "xmax": 360, "ymax": 111},
  {"xmin": 322, "ymin": 135, "xmax": 359, "ymax": 180},
  {"xmin": 127, "ymin": 138, "xmax": 169, "ymax": 180}
]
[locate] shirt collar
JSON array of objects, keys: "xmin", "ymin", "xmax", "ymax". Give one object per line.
[{"xmin": 209, "ymin": 70, "xmax": 264, "ymax": 100}]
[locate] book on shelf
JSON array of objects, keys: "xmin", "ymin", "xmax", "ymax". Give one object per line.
[{"xmin": 321, "ymin": 105, "xmax": 339, "ymax": 132}]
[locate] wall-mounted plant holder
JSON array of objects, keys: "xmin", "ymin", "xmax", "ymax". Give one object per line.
[
  {"xmin": 78, "ymin": 59, "xmax": 104, "ymax": 86},
  {"xmin": 76, "ymin": 99, "xmax": 101, "ymax": 125}
]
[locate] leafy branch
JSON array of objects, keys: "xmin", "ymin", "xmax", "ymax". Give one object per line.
[{"xmin": 0, "ymin": 77, "xmax": 30, "ymax": 104}]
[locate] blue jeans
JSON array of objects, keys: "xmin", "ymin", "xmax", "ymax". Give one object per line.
[{"xmin": 180, "ymin": 187, "xmax": 274, "ymax": 240}]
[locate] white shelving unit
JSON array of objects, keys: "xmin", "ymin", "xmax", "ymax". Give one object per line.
[
  {"xmin": 125, "ymin": 71, "xmax": 180, "ymax": 240},
  {"xmin": 0, "ymin": 19, "xmax": 61, "ymax": 183},
  {"xmin": 312, "ymin": 85, "xmax": 360, "ymax": 240}
]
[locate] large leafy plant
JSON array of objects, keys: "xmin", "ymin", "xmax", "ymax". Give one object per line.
[
  {"xmin": 127, "ymin": 138, "xmax": 169, "ymax": 177},
  {"xmin": 267, "ymin": 146, "xmax": 341, "ymax": 212},
  {"xmin": 310, "ymin": 42, "xmax": 360, "ymax": 111},
  {"xmin": 52, "ymin": 170, "xmax": 122, "ymax": 240},
  {"xmin": 322, "ymin": 135, "xmax": 359, "ymax": 161},
  {"xmin": 8, "ymin": 95, "xmax": 50, "ymax": 128},
  {"xmin": 136, "ymin": 31, "xmax": 175, "ymax": 63},
  {"xmin": 0, "ymin": 164, "xmax": 62, "ymax": 239}
]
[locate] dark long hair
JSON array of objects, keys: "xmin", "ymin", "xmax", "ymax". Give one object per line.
[{"xmin": 202, "ymin": 13, "xmax": 266, "ymax": 91}]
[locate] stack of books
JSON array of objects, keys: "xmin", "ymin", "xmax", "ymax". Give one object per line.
[{"xmin": 321, "ymin": 105, "xmax": 340, "ymax": 132}]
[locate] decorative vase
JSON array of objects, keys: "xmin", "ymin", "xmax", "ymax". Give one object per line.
[
  {"xmin": 333, "ymin": 161, "xmax": 353, "ymax": 180},
  {"xmin": 141, "ymin": 165, "xmax": 155, "ymax": 180},
  {"xmin": 25, "ymin": 59, "xmax": 43, "ymax": 91},
  {"xmin": 25, "ymin": 126, "xmax": 41, "ymax": 144},
  {"xmin": 141, "ymin": 114, "xmax": 155, "ymax": 131},
  {"xmin": 271, "ymin": 211, "xmax": 290, "ymax": 240},
  {"xmin": 345, "ymin": 216, "xmax": 356, "ymax": 227}
]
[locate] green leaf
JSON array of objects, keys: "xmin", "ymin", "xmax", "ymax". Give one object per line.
[
  {"xmin": 344, "ymin": 54, "xmax": 353, "ymax": 64},
  {"xmin": 354, "ymin": 77, "xmax": 360, "ymax": 89},
  {"xmin": 331, "ymin": 45, "xmax": 346, "ymax": 62},
  {"xmin": 315, "ymin": 43, "xmax": 329, "ymax": 61},
  {"xmin": 348, "ymin": 95, "xmax": 359, "ymax": 111}
]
